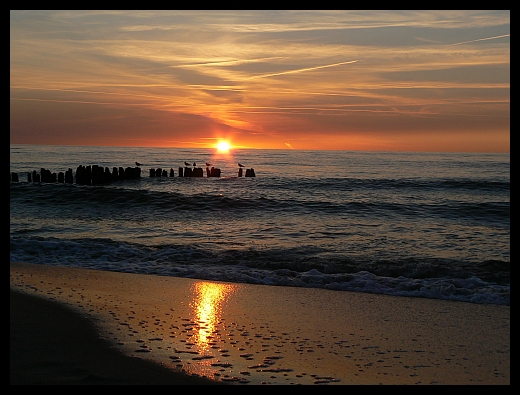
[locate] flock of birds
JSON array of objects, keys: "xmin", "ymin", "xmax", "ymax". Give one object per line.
[{"xmin": 136, "ymin": 161, "xmax": 245, "ymax": 168}]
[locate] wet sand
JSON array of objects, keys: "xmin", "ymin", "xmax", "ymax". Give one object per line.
[{"xmin": 10, "ymin": 262, "xmax": 510, "ymax": 385}]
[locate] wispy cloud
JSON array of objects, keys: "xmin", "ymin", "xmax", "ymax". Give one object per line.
[
  {"xmin": 10, "ymin": 10, "xmax": 510, "ymax": 151},
  {"xmin": 173, "ymin": 57, "xmax": 284, "ymax": 68}
]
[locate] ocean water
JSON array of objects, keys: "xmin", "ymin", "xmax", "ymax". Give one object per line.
[{"xmin": 10, "ymin": 144, "xmax": 510, "ymax": 305}]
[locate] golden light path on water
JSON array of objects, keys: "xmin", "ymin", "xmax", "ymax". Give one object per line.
[{"xmin": 190, "ymin": 281, "xmax": 236, "ymax": 351}]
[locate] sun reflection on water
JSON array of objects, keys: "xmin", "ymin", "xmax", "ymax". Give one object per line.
[{"xmin": 190, "ymin": 281, "xmax": 236, "ymax": 351}]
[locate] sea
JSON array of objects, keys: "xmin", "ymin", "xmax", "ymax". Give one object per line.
[{"xmin": 10, "ymin": 144, "xmax": 510, "ymax": 306}]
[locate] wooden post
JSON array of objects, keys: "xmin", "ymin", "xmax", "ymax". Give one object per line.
[
  {"xmin": 11, "ymin": 172, "xmax": 19, "ymax": 182},
  {"xmin": 238, "ymin": 168, "xmax": 243, "ymax": 177},
  {"xmin": 209, "ymin": 167, "xmax": 221, "ymax": 177},
  {"xmin": 104, "ymin": 167, "xmax": 111, "ymax": 182},
  {"xmin": 27, "ymin": 172, "xmax": 31, "ymax": 182},
  {"xmin": 58, "ymin": 172, "xmax": 64, "ymax": 183},
  {"xmin": 75, "ymin": 166, "xmax": 83, "ymax": 185},
  {"xmin": 85, "ymin": 166, "xmax": 92, "ymax": 185},
  {"xmin": 178, "ymin": 167, "xmax": 183, "ymax": 177},
  {"xmin": 170, "ymin": 168, "xmax": 174, "ymax": 177},
  {"xmin": 91, "ymin": 165, "xmax": 99, "ymax": 185},
  {"xmin": 65, "ymin": 168, "xmax": 73, "ymax": 184}
]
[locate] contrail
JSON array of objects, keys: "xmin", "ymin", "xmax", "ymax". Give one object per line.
[
  {"xmin": 247, "ymin": 60, "xmax": 358, "ymax": 79},
  {"xmin": 449, "ymin": 33, "xmax": 509, "ymax": 46}
]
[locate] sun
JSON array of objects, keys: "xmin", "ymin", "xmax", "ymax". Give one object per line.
[{"xmin": 216, "ymin": 141, "xmax": 231, "ymax": 153}]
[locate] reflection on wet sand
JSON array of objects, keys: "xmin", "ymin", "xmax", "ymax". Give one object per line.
[{"xmin": 190, "ymin": 281, "xmax": 236, "ymax": 351}]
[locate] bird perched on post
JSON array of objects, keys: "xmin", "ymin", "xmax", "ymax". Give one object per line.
[
  {"xmin": 184, "ymin": 162, "xmax": 190, "ymax": 167},
  {"xmin": 135, "ymin": 162, "xmax": 142, "ymax": 166},
  {"xmin": 206, "ymin": 163, "xmax": 212, "ymax": 167},
  {"xmin": 193, "ymin": 162, "xmax": 197, "ymax": 167},
  {"xmin": 238, "ymin": 163, "xmax": 245, "ymax": 167}
]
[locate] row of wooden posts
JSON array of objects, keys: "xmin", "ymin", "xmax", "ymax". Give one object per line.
[
  {"xmin": 148, "ymin": 166, "xmax": 255, "ymax": 177},
  {"xmin": 11, "ymin": 165, "xmax": 255, "ymax": 184}
]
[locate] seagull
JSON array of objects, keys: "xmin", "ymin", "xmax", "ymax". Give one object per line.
[
  {"xmin": 135, "ymin": 162, "xmax": 142, "ymax": 166},
  {"xmin": 206, "ymin": 163, "xmax": 212, "ymax": 167},
  {"xmin": 193, "ymin": 162, "xmax": 197, "ymax": 167},
  {"xmin": 238, "ymin": 163, "xmax": 245, "ymax": 167},
  {"xmin": 184, "ymin": 162, "xmax": 190, "ymax": 167}
]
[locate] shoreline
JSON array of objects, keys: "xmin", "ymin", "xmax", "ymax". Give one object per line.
[
  {"xmin": 10, "ymin": 262, "xmax": 510, "ymax": 385},
  {"xmin": 10, "ymin": 288, "xmax": 219, "ymax": 385}
]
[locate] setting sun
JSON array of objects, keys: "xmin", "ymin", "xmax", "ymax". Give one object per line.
[{"xmin": 216, "ymin": 141, "xmax": 231, "ymax": 153}]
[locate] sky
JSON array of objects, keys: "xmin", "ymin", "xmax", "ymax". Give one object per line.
[{"xmin": 10, "ymin": 10, "xmax": 510, "ymax": 152}]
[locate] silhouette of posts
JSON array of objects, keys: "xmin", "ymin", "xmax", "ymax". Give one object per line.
[
  {"xmin": 238, "ymin": 167, "xmax": 255, "ymax": 177},
  {"xmin": 104, "ymin": 167, "xmax": 112, "ymax": 182},
  {"xmin": 29, "ymin": 170, "xmax": 39, "ymax": 182},
  {"xmin": 65, "ymin": 168, "xmax": 73, "ymax": 184},
  {"xmin": 207, "ymin": 167, "xmax": 221, "ymax": 177},
  {"xmin": 38, "ymin": 168, "xmax": 57, "ymax": 183},
  {"xmin": 21, "ymin": 161, "xmax": 241, "ymax": 185},
  {"xmin": 112, "ymin": 167, "xmax": 119, "ymax": 180}
]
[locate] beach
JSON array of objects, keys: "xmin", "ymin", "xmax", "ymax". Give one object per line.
[{"xmin": 10, "ymin": 262, "xmax": 510, "ymax": 385}]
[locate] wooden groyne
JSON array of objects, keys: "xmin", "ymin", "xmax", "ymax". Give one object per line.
[
  {"xmin": 13, "ymin": 165, "xmax": 141, "ymax": 185},
  {"xmin": 150, "ymin": 166, "xmax": 224, "ymax": 178},
  {"xmin": 239, "ymin": 168, "xmax": 256, "ymax": 177},
  {"xmin": 12, "ymin": 163, "xmax": 255, "ymax": 184},
  {"xmin": 76, "ymin": 165, "xmax": 141, "ymax": 185}
]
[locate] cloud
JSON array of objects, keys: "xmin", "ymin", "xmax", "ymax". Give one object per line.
[{"xmin": 285, "ymin": 142, "xmax": 294, "ymax": 149}]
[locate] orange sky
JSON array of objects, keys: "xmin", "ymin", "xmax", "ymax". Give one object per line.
[{"xmin": 10, "ymin": 11, "xmax": 510, "ymax": 152}]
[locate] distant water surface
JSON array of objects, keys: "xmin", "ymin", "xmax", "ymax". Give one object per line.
[{"xmin": 10, "ymin": 145, "xmax": 510, "ymax": 305}]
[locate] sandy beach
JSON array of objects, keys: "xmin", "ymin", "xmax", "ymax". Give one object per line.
[{"xmin": 10, "ymin": 262, "xmax": 509, "ymax": 385}]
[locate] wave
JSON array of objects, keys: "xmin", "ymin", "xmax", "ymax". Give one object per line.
[
  {"xmin": 260, "ymin": 177, "xmax": 511, "ymax": 193},
  {"xmin": 10, "ymin": 235, "xmax": 510, "ymax": 306},
  {"xmin": 10, "ymin": 182, "xmax": 510, "ymax": 225}
]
